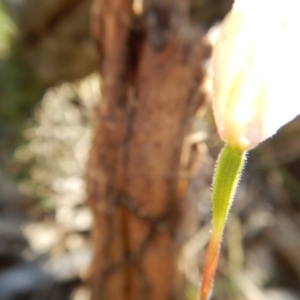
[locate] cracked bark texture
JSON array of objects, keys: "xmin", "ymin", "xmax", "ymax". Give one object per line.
[{"xmin": 87, "ymin": 0, "xmax": 210, "ymax": 299}]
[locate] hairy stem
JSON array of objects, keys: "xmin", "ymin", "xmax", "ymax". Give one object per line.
[{"xmin": 200, "ymin": 145, "xmax": 247, "ymax": 300}]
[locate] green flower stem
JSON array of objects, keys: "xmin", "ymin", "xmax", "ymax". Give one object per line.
[{"xmin": 200, "ymin": 145, "xmax": 247, "ymax": 300}]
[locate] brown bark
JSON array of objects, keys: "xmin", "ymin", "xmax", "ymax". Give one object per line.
[
  {"xmin": 87, "ymin": 0, "xmax": 209, "ymax": 299},
  {"xmin": 3, "ymin": 0, "xmax": 231, "ymax": 83}
]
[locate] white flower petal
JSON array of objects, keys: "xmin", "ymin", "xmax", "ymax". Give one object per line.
[{"xmin": 213, "ymin": 0, "xmax": 300, "ymax": 150}]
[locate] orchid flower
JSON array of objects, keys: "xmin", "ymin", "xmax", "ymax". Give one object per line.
[{"xmin": 200, "ymin": 1, "xmax": 300, "ymax": 299}]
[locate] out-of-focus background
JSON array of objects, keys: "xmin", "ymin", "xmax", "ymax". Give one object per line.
[{"xmin": 0, "ymin": 0, "xmax": 300, "ymax": 299}]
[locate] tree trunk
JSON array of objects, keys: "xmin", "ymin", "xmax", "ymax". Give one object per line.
[{"xmin": 86, "ymin": 0, "xmax": 209, "ymax": 299}]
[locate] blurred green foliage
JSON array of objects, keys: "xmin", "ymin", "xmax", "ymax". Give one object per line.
[{"xmin": 0, "ymin": 2, "xmax": 47, "ymax": 164}]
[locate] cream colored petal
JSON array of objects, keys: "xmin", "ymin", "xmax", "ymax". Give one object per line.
[{"xmin": 213, "ymin": 0, "xmax": 300, "ymax": 150}]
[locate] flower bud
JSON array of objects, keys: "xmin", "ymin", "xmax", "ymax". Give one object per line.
[{"xmin": 213, "ymin": 0, "xmax": 300, "ymax": 150}]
